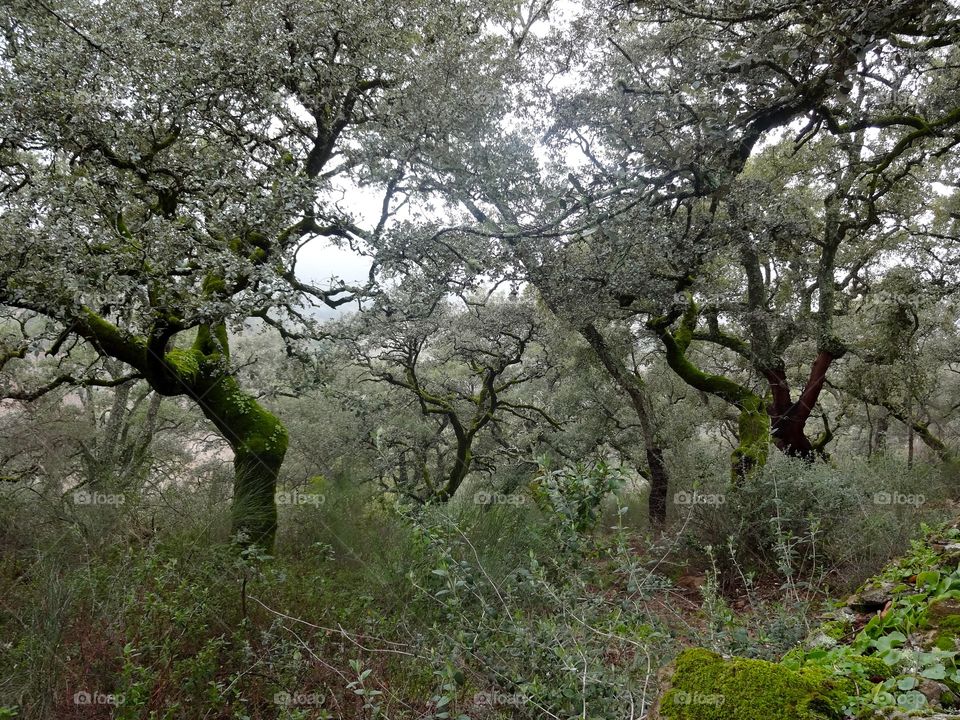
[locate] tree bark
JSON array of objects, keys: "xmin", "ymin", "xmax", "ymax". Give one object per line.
[
  {"xmin": 71, "ymin": 312, "xmax": 288, "ymax": 550},
  {"xmin": 436, "ymin": 427, "xmax": 473, "ymax": 502},
  {"xmin": 651, "ymin": 305, "xmax": 770, "ymax": 484},
  {"xmin": 193, "ymin": 374, "xmax": 287, "ymax": 549},
  {"xmin": 580, "ymin": 323, "xmax": 670, "ymax": 526},
  {"xmin": 767, "ymin": 350, "xmax": 837, "ymax": 459}
]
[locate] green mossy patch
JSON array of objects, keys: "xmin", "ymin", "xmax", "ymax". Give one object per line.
[
  {"xmin": 850, "ymin": 653, "xmax": 894, "ymax": 682},
  {"xmin": 934, "ymin": 632, "xmax": 958, "ymax": 651},
  {"xmin": 658, "ymin": 524, "xmax": 960, "ymax": 719},
  {"xmin": 820, "ymin": 619, "xmax": 852, "ymax": 641},
  {"xmin": 732, "ymin": 397, "xmax": 771, "ymax": 483},
  {"xmin": 656, "ymin": 649, "xmax": 845, "ymax": 720},
  {"xmin": 164, "ymin": 348, "xmax": 203, "ymax": 382}
]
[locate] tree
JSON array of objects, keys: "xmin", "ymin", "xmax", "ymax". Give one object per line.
[
  {"xmin": 399, "ymin": 0, "xmax": 960, "ymax": 482},
  {"xmin": 341, "ymin": 293, "xmax": 555, "ymax": 503},
  {"xmin": 0, "ymin": 0, "xmax": 512, "ymax": 548}
]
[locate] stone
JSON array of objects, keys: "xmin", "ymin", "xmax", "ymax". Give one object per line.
[
  {"xmin": 847, "ymin": 585, "xmax": 894, "ymax": 613},
  {"xmin": 918, "ymin": 679, "xmax": 949, "ymax": 705}
]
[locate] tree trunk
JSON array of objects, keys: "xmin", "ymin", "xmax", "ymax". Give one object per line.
[
  {"xmin": 69, "ymin": 311, "xmax": 289, "ymax": 551},
  {"xmin": 874, "ymin": 411, "xmax": 889, "ymax": 454},
  {"xmin": 437, "ymin": 433, "xmax": 472, "ymax": 502},
  {"xmin": 580, "ymin": 323, "xmax": 670, "ymax": 526},
  {"xmin": 767, "ymin": 350, "xmax": 836, "ymax": 460},
  {"xmin": 645, "ymin": 444, "xmax": 669, "ymax": 525},
  {"xmin": 194, "ymin": 374, "xmax": 287, "ymax": 550},
  {"xmin": 732, "ymin": 397, "xmax": 771, "ymax": 484}
]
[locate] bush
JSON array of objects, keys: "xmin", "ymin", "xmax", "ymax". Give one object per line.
[{"xmin": 680, "ymin": 453, "xmax": 954, "ymax": 590}]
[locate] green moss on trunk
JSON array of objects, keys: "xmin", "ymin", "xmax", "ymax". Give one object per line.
[
  {"xmin": 168, "ymin": 338, "xmax": 287, "ymax": 551},
  {"xmin": 652, "ymin": 308, "xmax": 772, "ymax": 483},
  {"xmin": 197, "ymin": 373, "xmax": 287, "ymax": 550},
  {"xmin": 732, "ymin": 397, "xmax": 771, "ymax": 484}
]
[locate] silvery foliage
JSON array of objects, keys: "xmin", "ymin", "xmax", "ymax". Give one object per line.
[
  {"xmin": 400, "ymin": 0, "xmax": 960, "ymax": 332},
  {"xmin": 0, "ymin": 0, "xmax": 515, "ymax": 353}
]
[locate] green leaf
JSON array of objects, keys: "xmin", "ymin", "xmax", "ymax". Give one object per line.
[
  {"xmin": 897, "ymin": 676, "xmax": 917, "ymax": 690},
  {"xmin": 921, "ymin": 664, "xmax": 947, "ymax": 679},
  {"xmin": 874, "ymin": 631, "xmax": 907, "ymax": 653},
  {"xmin": 896, "ymin": 690, "xmax": 927, "ymax": 710}
]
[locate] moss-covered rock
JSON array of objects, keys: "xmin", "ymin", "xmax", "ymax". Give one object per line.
[
  {"xmin": 849, "ymin": 653, "xmax": 895, "ymax": 683},
  {"xmin": 922, "ymin": 599, "xmax": 960, "ymax": 628},
  {"xmin": 652, "ymin": 648, "xmax": 846, "ymax": 720},
  {"xmin": 820, "ymin": 619, "xmax": 853, "ymax": 641}
]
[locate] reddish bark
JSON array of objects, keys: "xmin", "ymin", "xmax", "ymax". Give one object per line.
[{"xmin": 767, "ymin": 351, "xmax": 836, "ymax": 459}]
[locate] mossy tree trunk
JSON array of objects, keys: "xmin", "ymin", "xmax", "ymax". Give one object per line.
[
  {"xmin": 188, "ymin": 323, "xmax": 287, "ymax": 549},
  {"xmin": 436, "ymin": 426, "xmax": 475, "ymax": 502},
  {"xmin": 193, "ymin": 374, "xmax": 288, "ymax": 549},
  {"xmin": 651, "ymin": 300, "xmax": 772, "ymax": 484},
  {"xmin": 732, "ymin": 395, "xmax": 771, "ymax": 482},
  {"xmin": 73, "ymin": 311, "xmax": 287, "ymax": 550}
]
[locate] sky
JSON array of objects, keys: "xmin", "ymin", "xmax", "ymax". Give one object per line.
[{"xmin": 293, "ymin": 181, "xmax": 380, "ymax": 317}]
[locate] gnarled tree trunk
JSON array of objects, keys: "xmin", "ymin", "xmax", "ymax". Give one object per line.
[
  {"xmin": 194, "ymin": 374, "xmax": 288, "ymax": 549},
  {"xmin": 766, "ymin": 350, "xmax": 838, "ymax": 460}
]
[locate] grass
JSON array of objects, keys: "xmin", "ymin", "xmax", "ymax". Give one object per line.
[{"xmin": 0, "ymin": 457, "xmax": 956, "ymax": 719}]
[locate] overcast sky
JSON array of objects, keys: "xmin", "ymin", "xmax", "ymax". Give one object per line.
[{"xmin": 293, "ymin": 183, "xmax": 380, "ymax": 317}]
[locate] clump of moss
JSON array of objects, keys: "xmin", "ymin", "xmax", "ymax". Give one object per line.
[
  {"xmin": 164, "ymin": 347, "xmax": 203, "ymax": 382},
  {"xmin": 934, "ymin": 631, "xmax": 958, "ymax": 651},
  {"xmin": 656, "ymin": 648, "xmax": 846, "ymax": 720},
  {"xmin": 819, "ymin": 618, "xmax": 854, "ymax": 642},
  {"xmin": 847, "ymin": 654, "xmax": 893, "ymax": 683},
  {"xmin": 921, "ymin": 602, "xmax": 960, "ymax": 632}
]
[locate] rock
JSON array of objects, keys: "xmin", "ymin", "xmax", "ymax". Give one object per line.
[
  {"xmin": 675, "ymin": 574, "xmax": 706, "ymax": 592},
  {"xmin": 847, "ymin": 585, "xmax": 894, "ymax": 613},
  {"xmin": 806, "ymin": 632, "xmax": 839, "ymax": 650},
  {"xmin": 928, "ymin": 598, "xmax": 960, "ymax": 620},
  {"xmin": 918, "ymin": 679, "xmax": 950, "ymax": 706},
  {"xmin": 651, "ymin": 648, "xmax": 846, "ymax": 720},
  {"xmin": 933, "ymin": 542, "xmax": 960, "ymax": 563}
]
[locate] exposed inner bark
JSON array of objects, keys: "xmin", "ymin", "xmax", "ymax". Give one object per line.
[{"xmin": 766, "ymin": 350, "xmax": 837, "ymax": 460}]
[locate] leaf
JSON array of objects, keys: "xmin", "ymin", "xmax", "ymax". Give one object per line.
[
  {"xmin": 880, "ymin": 649, "xmax": 904, "ymax": 666},
  {"xmin": 896, "ymin": 690, "xmax": 927, "ymax": 710},
  {"xmin": 874, "ymin": 631, "xmax": 907, "ymax": 653},
  {"xmin": 921, "ymin": 664, "xmax": 946, "ymax": 680},
  {"xmin": 897, "ymin": 676, "xmax": 917, "ymax": 690}
]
